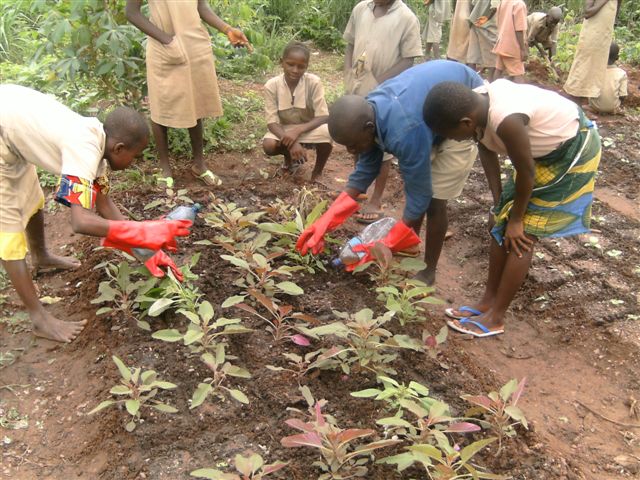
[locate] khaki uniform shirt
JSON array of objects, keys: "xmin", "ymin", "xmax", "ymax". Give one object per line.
[
  {"xmin": 588, "ymin": 66, "xmax": 628, "ymax": 113},
  {"xmin": 527, "ymin": 12, "xmax": 559, "ymax": 48}
]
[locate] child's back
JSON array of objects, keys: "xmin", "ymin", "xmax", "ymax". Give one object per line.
[{"xmin": 588, "ymin": 64, "xmax": 627, "ymax": 114}]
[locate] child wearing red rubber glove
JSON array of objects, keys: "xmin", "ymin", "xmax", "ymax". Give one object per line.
[{"xmin": 0, "ymin": 85, "xmax": 191, "ymax": 343}]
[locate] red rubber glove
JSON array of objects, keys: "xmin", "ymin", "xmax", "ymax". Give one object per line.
[
  {"xmin": 103, "ymin": 220, "xmax": 192, "ymax": 252},
  {"xmin": 145, "ymin": 250, "xmax": 183, "ymax": 282},
  {"xmin": 296, "ymin": 192, "xmax": 359, "ymax": 255},
  {"xmin": 345, "ymin": 221, "xmax": 421, "ymax": 271}
]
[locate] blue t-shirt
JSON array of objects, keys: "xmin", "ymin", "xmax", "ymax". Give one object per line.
[{"xmin": 346, "ymin": 60, "xmax": 483, "ymax": 221}]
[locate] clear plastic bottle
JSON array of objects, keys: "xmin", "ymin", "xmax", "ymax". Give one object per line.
[
  {"xmin": 132, "ymin": 203, "xmax": 201, "ymax": 261},
  {"xmin": 337, "ymin": 217, "xmax": 396, "ymax": 266}
]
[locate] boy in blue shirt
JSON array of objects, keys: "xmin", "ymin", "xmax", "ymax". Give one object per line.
[{"xmin": 297, "ymin": 60, "xmax": 484, "ymax": 286}]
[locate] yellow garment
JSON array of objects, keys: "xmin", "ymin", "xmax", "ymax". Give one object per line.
[
  {"xmin": 146, "ymin": 0, "xmax": 223, "ymax": 128},
  {"xmin": 446, "ymin": 0, "xmax": 472, "ymax": 62},
  {"xmin": 563, "ymin": 0, "xmax": 617, "ymax": 98},
  {"xmin": 588, "ymin": 65, "xmax": 628, "ymax": 113}
]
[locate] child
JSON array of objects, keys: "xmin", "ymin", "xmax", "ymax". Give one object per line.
[
  {"xmin": 588, "ymin": 43, "xmax": 628, "ymax": 114},
  {"xmin": 423, "ymin": 80, "xmax": 601, "ymax": 337},
  {"xmin": 467, "ymin": 0, "xmax": 499, "ymax": 80},
  {"xmin": 493, "ymin": 0, "xmax": 528, "ymax": 82},
  {"xmin": 0, "ymin": 84, "xmax": 191, "ymax": 343},
  {"xmin": 446, "ymin": 0, "xmax": 472, "ymax": 63},
  {"xmin": 423, "ymin": 0, "xmax": 452, "ymax": 60},
  {"xmin": 262, "ymin": 42, "xmax": 332, "ymax": 182},
  {"xmin": 343, "ymin": 0, "xmax": 423, "ymax": 223},
  {"xmin": 126, "ymin": 0, "xmax": 250, "ymax": 187},
  {"xmin": 527, "ymin": 7, "xmax": 563, "ymax": 61}
]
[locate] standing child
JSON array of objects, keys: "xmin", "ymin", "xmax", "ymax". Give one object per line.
[
  {"xmin": 493, "ymin": 0, "xmax": 528, "ymax": 82},
  {"xmin": 423, "ymin": 0, "xmax": 452, "ymax": 59},
  {"xmin": 423, "ymin": 80, "xmax": 601, "ymax": 337},
  {"xmin": 343, "ymin": 0, "xmax": 423, "ymax": 223},
  {"xmin": 262, "ymin": 42, "xmax": 332, "ymax": 182},
  {"xmin": 0, "ymin": 84, "xmax": 191, "ymax": 343},
  {"xmin": 467, "ymin": 0, "xmax": 499, "ymax": 80},
  {"xmin": 587, "ymin": 43, "xmax": 628, "ymax": 114},
  {"xmin": 126, "ymin": 0, "xmax": 250, "ymax": 188},
  {"xmin": 446, "ymin": 0, "xmax": 472, "ymax": 63}
]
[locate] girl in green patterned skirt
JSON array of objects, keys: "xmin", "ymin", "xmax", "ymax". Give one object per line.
[{"xmin": 422, "ymin": 79, "xmax": 601, "ymax": 337}]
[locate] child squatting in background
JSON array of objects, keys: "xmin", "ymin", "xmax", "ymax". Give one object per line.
[
  {"xmin": 587, "ymin": 42, "xmax": 628, "ymax": 115},
  {"xmin": 262, "ymin": 42, "xmax": 332, "ymax": 182},
  {"xmin": 423, "ymin": 80, "xmax": 602, "ymax": 338}
]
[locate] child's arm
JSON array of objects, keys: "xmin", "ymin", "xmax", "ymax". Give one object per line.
[
  {"xmin": 344, "ymin": 43, "xmax": 354, "ymax": 76},
  {"xmin": 496, "ymin": 114, "xmax": 536, "ymax": 256},
  {"xmin": 197, "ymin": 0, "xmax": 250, "ymax": 48},
  {"xmin": 376, "ymin": 58, "xmax": 414, "ymax": 85},
  {"xmin": 69, "ymin": 192, "xmax": 126, "ymax": 237},
  {"xmin": 515, "ymin": 2, "xmax": 528, "ymax": 61},
  {"xmin": 125, "ymin": 0, "xmax": 173, "ymax": 44},
  {"xmin": 584, "ymin": 0, "xmax": 609, "ymax": 19}
]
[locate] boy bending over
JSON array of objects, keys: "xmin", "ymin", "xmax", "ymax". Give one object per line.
[
  {"xmin": 423, "ymin": 80, "xmax": 601, "ymax": 337},
  {"xmin": 0, "ymin": 85, "xmax": 191, "ymax": 343}
]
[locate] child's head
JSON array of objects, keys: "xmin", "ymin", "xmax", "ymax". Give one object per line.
[
  {"xmin": 328, "ymin": 95, "xmax": 377, "ymax": 155},
  {"xmin": 281, "ymin": 41, "xmax": 310, "ymax": 82},
  {"xmin": 608, "ymin": 42, "xmax": 620, "ymax": 65},
  {"xmin": 546, "ymin": 7, "xmax": 563, "ymax": 27},
  {"xmin": 103, "ymin": 107, "xmax": 149, "ymax": 170},
  {"xmin": 423, "ymin": 82, "xmax": 481, "ymax": 140}
]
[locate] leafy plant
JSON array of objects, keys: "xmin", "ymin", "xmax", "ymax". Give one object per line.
[
  {"xmin": 462, "ymin": 378, "xmax": 528, "ymax": 453},
  {"xmin": 304, "ymin": 309, "xmax": 423, "ymax": 376},
  {"xmin": 376, "ymin": 280, "xmax": 443, "ymax": 325},
  {"xmin": 351, "ymin": 376, "xmax": 438, "ymax": 417},
  {"xmin": 352, "ymin": 243, "xmax": 427, "ymax": 287},
  {"xmin": 205, "ymin": 197, "xmax": 265, "ymax": 245},
  {"xmin": 190, "ymin": 344, "xmax": 251, "ymax": 409},
  {"xmin": 266, "ymin": 347, "xmax": 346, "ymax": 383},
  {"xmin": 281, "ymin": 386, "xmax": 400, "ymax": 479},
  {"xmin": 422, "ymin": 326, "xmax": 449, "ymax": 361},
  {"xmin": 91, "ymin": 259, "xmax": 157, "ymax": 330},
  {"xmin": 224, "ymin": 288, "xmax": 316, "ymax": 345},
  {"xmin": 221, "ymin": 251, "xmax": 304, "ymax": 299},
  {"xmin": 191, "ymin": 452, "xmax": 287, "ymax": 480},
  {"xmin": 144, "ymin": 187, "xmax": 194, "ymax": 213},
  {"xmin": 89, "ymin": 356, "xmax": 177, "ymax": 432},
  {"xmin": 152, "ymin": 300, "xmax": 252, "ymax": 354},
  {"xmin": 379, "ymin": 436, "xmax": 503, "ymax": 479}
]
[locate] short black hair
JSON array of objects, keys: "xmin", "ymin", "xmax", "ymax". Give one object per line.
[
  {"xmin": 103, "ymin": 106, "xmax": 149, "ymax": 148},
  {"xmin": 608, "ymin": 42, "xmax": 620, "ymax": 64},
  {"xmin": 282, "ymin": 41, "xmax": 311, "ymax": 62},
  {"xmin": 423, "ymin": 81, "xmax": 476, "ymax": 131}
]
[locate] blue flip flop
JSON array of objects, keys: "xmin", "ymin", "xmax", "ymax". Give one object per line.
[
  {"xmin": 447, "ymin": 317, "xmax": 504, "ymax": 338},
  {"xmin": 445, "ymin": 306, "xmax": 483, "ymax": 320}
]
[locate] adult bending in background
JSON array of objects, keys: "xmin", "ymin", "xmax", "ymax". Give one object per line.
[
  {"xmin": 126, "ymin": 0, "xmax": 250, "ymax": 187},
  {"xmin": 563, "ymin": 0, "xmax": 622, "ymax": 102}
]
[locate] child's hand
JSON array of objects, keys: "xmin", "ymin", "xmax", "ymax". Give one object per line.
[
  {"xmin": 289, "ymin": 142, "xmax": 307, "ymax": 162},
  {"xmin": 503, "ymin": 219, "xmax": 533, "ymax": 258},
  {"xmin": 227, "ymin": 27, "xmax": 253, "ymax": 52},
  {"xmin": 281, "ymin": 127, "xmax": 302, "ymax": 148},
  {"xmin": 474, "ymin": 16, "xmax": 489, "ymax": 26}
]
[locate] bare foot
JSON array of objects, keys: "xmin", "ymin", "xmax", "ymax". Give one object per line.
[
  {"xmin": 31, "ymin": 310, "xmax": 87, "ymax": 343},
  {"xmin": 414, "ymin": 268, "xmax": 436, "ymax": 286},
  {"xmin": 32, "ymin": 253, "xmax": 80, "ymax": 275}
]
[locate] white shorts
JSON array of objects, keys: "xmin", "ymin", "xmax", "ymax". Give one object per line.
[{"xmin": 431, "ymin": 138, "xmax": 478, "ymax": 200}]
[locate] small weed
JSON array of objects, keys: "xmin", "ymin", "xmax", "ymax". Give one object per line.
[
  {"xmin": 191, "ymin": 452, "xmax": 287, "ymax": 479},
  {"xmin": 376, "ymin": 280, "xmax": 443, "ymax": 325}
]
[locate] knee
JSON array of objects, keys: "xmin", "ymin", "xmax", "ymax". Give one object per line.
[
  {"xmin": 262, "ymin": 139, "xmax": 280, "ymax": 156},
  {"xmin": 427, "ymin": 198, "xmax": 448, "ymax": 216}
]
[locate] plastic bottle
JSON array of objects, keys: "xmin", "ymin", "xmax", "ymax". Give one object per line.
[
  {"xmin": 132, "ymin": 203, "xmax": 201, "ymax": 261},
  {"xmin": 336, "ymin": 217, "xmax": 397, "ymax": 266}
]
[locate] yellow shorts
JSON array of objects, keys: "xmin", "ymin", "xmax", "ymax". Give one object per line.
[
  {"xmin": 0, "ymin": 135, "xmax": 46, "ymax": 261},
  {"xmin": 431, "ymin": 139, "xmax": 478, "ymax": 200}
]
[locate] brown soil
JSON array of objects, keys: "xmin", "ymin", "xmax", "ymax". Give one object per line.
[{"xmin": 2, "ymin": 56, "xmax": 639, "ymax": 480}]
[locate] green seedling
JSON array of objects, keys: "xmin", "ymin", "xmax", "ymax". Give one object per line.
[
  {"xmin": 281, "ymin": 386, "xmax": 400, "ymax": 480},
  {"xmin": 221, "ymin": 252, "xmax": 304, "ymax": 298},
  {"xmin": 190, "ymin": 344, "xmax": 251, "ymax": 409},
  {"xmin": 152, "ymin": 300, "xmax": 252, "ymax": 353},
  {"xmin": 89, "ymin": 356, "xmax": 178, "ymax": 432},
  {"xmin": 422, "ymin": 326, "xmax": 448, "ymax": 360},
  {"xmin": 353, "ymin": 243, "xmax": 427, "ymax": 287},
  {"xmin": 224, "ymin": 288, "xmax": 316, "ymax": 345},
  {"xmin": 144, "ymin": 187, "xmax": 194, "ymax": 213},
  {"xmin": 376, "ymin": 280, "xmax": 443, "ymax": 325},
  {"xmin": 352, "ymin": 376, "xmax": 437, "ymax": 416},
  {"xmin": 303, "ymin": 308, "xmax": 423, "ymax": 376},
  {"xmin": 266, "ymin": 348, "xmax": 345, "ymax": 383},
  {"xmin": 205, "ymin": 196, "xmax": 265, "ymax": 245},
  {"xmin": 91, "ymin": 259, "xmax": 157, "ymax": 329},
  {"xmin": 191, "ymin": 452, "xmax": 287, "ymax": 479},
  {"xmin": 462, "ymin": 378, "xmax": 528, "ymax": 453},
  {"xmin": 379, "ymin": 435, "xmax": 503, "ymax": 479}
]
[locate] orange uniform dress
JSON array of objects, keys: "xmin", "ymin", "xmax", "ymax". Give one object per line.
[{"xmin": 493, "ymin": 0, "xmax": 528, "ymax": 76}]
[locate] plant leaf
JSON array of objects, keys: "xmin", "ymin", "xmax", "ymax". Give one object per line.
[
  {"xmin": 125, "ymin": 399, "xmax": 140, "ymax": 416},
  {"xmin": 190, "ymin": 383, "xmax": 213, "ymax": 409},
  {"xmin": 152, "ymin": 329, "xmax": 184, "ymax": 342},
  {"xmin": 112, "ymin": 356, "xmax": 131, "ymax": 381},
  {"xmin": 88, "ymin": 400, "xmax": 116, "ymax": 415},
  {"xmin": 276, "ymin": 281, "xmax": 304, "ymax": 296},
  {"xmin": 228, "ymin": 389, "xmax": 249, "ymax": 404},
  {"xmin": 148, "ymin": 297, "xmax": 175, "ymax": 317},
  {"xmin": 221, "ymin": 295, "xmax": 245, "ymax": 308}
]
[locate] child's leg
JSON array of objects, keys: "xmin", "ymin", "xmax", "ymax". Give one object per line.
[
  {"xmin": 415, "ymin": 198, "xmax": 448, "ymax": 286},
  {"xmin": 359, "ymin": 160, "xmax": 390, "ymax": 220},
  {"xmin": 27, "ymin": 209, "xmax": 80, "ymax": 273},
  {"xmin": 2, "ymin": 258, "xmax": 87, "ymax": 342},
  {"xmin": 188, "ymin": 119, "xmax": 206, "ymax": 174},
  {"xmin": 263, "ymin": 139, "xmax": 293, "ymax": 170},
  {"xmin": 310, "ymin": 143, "xmax": 332, "ymax": 182},
  {"xmin": 151, "ymin": 121, "xmax": 171, "ymax": 178}
]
